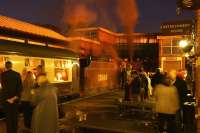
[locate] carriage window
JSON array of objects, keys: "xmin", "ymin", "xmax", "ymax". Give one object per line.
[
  {"xmin": 0, "ymin": 57, "xmax": 5, "ymax": 89},
  {"xmin": 24, "ymin": 58, "xmax": 45, "ymax": 78},
  {"xmin": 25, "ymin": 58, "xmax": 30, "ymax": 67},
  {"xmin": 54, "ymin": 60, "xmax": 70, "ymax": 82},
  {"xmin": 55, "ymin": 68, "xmax": 68, "ymax": 81},
  {"xmin": 30, "ymin": 59, "xmax": 41, "ymax": 67},
  {"xmin": 41, "ymin": 59, "xmax": 45, "ymax": 67},
  {"xmin": 4, "ymin": 57, "xmax": 10, "ymax": 62}
]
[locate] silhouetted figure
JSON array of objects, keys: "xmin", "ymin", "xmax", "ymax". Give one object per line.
[
  {"xmin": 21, "ymin": 71, "xmax": 35, "ymax": 128},
  {"xmin": 151, "ymin": 68, "xmax": 162, "ymax": 88},
  {"xmin": 120, "ymin": 63, "xmax": 127, "ymax": 90},
  {"xmin": 130, "ymin": 71, "xmax": 142, "ymax": 101},
  {"xmin": 1, "ymin": 61, "xmax": 22, "ymax": 133},
  {"xmin": 139, "ymin": 72, "xmax": 149, "ymax": 101}
]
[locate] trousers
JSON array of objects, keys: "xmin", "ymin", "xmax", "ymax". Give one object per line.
[{"xmin": 4, "ymin": 103, "xmax": 19, "ymax": 133}]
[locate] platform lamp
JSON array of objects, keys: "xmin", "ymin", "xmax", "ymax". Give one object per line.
[
  {"xmin": 179, "ymin": 39, "xmax": 194, "ymax": 53},
  {"xmin": 177, "ymin": 1, "xmax": 200, "ymax": 131},
  {"xmin": 179, "ymin": 39, "xmax": 198, "ymax": 109}
]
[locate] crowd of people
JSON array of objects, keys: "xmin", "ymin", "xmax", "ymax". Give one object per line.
[
  {"xmin": 0, "ymin": 61, "xmax": 59, "ymax": 133},
  {"xmin": 120, "ymin": 63, "xmax": 153, "ymax": 102},
  {"xmin": 0, "ymin": 60, "xmax": 193, "ymax": 133},
  {"xmin": 119, "ymin": 62, "xmax": 190, "ymax": 133}
]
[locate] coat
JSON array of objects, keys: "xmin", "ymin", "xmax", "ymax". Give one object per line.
[
  {"xmin": 130, "ymin": 76, "xmax": 141, "ymax": 94},
  {"xmin": 174, "ymin": 77, "xmax": 188, "ymax": 107},
  {"xmin": 31, "ymin": 84, "xmax": 58, "ymax": 133},
  {"xmin": 154, "ymin": 84, "xmax": 180, "ymax": 115},
  {"xmin": 1, "ymin": 70, "xmax": 22, "ymax": 103}
]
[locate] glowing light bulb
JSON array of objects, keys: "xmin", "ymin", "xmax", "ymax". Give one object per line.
[
  {"xmin": 179, "ymin": 40, "xmax": 188, "ymax": 48},
  {"xmin": 184, "ymin": 53, "xmax": 189, "ymax": 57}
]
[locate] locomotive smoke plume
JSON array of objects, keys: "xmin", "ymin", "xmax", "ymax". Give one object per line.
[
  {"xmin": 63, "ymin": 1, "xmax": 97, "ymax": 28},
  {"xmin": 117, "ymin": 0, "xmax": 138, "ymax": 34},
  {"xmin": 62, "ymin": 0, "xmax": 138, "ymax": 61},
  {"xmin": 62, "ymin": 0, "xmax": 138, "ymax": 93},
  {"xmin": 63, "ymin": 0, "xmax": 138, "ymax": 32},
  {"xmin": 117, "ymin": 0, "xmax": 138, "ymax": 62}
]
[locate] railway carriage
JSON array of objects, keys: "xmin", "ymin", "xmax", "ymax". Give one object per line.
[{"xmin": 0, "ymin": 15, "xmax": 81, "ymax": 96}]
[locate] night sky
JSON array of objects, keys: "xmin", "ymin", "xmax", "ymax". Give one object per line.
[{"xmin": 0, "ymin": 0, "xmax": 195, "ymax": 33}]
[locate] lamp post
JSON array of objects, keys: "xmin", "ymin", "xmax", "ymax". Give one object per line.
[
  {"xmin": 176, "ymin": 1, "xmax": 200, "ymax": 131},
  {"xmin": 195, "ymin": 9, "xmax": 200, "ymax": 121}
]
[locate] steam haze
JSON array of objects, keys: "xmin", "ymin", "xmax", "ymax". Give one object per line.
[
  {"xmin": 62, "ymin": 0, "xmax": 139, "ymax": 61},
  {"xmin": 62, "ymin": 0, "xmax": 138, "ymax": 32},
  {"xmin": 117, "ymin": 0, "xmax": 138, "ymax": 33}
]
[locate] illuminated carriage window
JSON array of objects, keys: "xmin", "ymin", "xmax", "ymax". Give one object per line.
[
  {"xmin": 0, "ymin": 57, "xmax": 11, "ymax": 72},
  {"xmin": 4, "ymin": 57, "xmax": 10, "ymax": 62},
  {"xmin": 24, "ymin": 58, "xmax": 45, "ymax": 78},
  {"xmin": 0, "ymin": 56, "xmax": 4, "ymax": 73},
  {"xmin": 29, "ymin": 59, "xmax": 42, "ymax": 67},
  {"xmin": 54, "ymin": 60, "xmax": 70, "ymax": 82},
  {"xmin": 0, "ymin": 57, "xmax": 8, "ymax": 88},
  {"xmin": 25, "ymin": 58, "xmax": 30, "ymax": 67}
]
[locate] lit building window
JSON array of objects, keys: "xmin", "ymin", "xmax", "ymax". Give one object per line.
[
  {"xmin": 161, "ymin": 39, "xmax": 183, "ymax": 56},
  {"xmin": 162, "ymin": 47, "xmax": 172, "ymax": 55},
  {"xmin": 86, "ymin": 31, "xmax": 97, "ymax": 40}
]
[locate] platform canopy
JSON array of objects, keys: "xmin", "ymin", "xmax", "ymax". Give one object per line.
[{"xmin": 0, "ymin": 15, "xmax": 68, "ymax": 42}]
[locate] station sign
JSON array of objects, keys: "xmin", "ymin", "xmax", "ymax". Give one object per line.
[{"xmin": 160, "ymin": 20, "xmax": 193, "ymax": 35}]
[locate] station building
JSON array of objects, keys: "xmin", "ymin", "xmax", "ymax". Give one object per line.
[
  {"xmin": 157, "ymin": 20, "xmax": 194, "ymax": 72},
  {"xmin": 71, "ymin": 20, "xmax": 194, "ymax": 72},
  {"xmin": 71, "ymin": 27, "xmax": 159, "ymax": 71}
]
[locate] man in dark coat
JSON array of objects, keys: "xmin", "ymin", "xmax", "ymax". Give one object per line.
[
  {"xmin": 151, "ymin": 68, "xmax": 163, "ymax": 88},
  {"xmin": 130, "ymin": 71, "xmax": 142, "ymax": 101},
  {"xmin": 1, "ymin": 61, "xmax": 22, "ymax": 133}
]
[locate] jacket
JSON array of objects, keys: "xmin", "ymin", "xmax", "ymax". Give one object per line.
[
  {"xmin": 154, "ymin": 84, "xmax": 180, "ymax": 114},
  {"xmin": 31, "ymin": 84, "xmax": 58, "ymax": 133},
  {"xmin": 1, "ymin": 70, "xmax": 22, "ymax": 102}
]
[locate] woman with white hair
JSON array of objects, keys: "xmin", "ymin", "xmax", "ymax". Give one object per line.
[
  {"xmin": 31, "ymin": 75, "xmax": 58, "ymax": 133},
  {"xmin": 154, "ymin": 74, "xmax": 180, "ymax": 133}
]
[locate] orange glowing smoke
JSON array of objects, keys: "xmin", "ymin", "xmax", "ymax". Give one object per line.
[
  {"xmin": 117, "ymin": 0, "xmax": 138, "ymax": 33},
  {"xmin": 117, "ymin": 0, "xmax": 138, "ymax": 62},
  {"xmin": 63, "ymin": 2, "xmax": 96, "ymax": 27},
  {"xmin": 63, "ymin": 0, "xmax": 138, "ymax": 32},
  {"xmin": 63, "ymin": 0, "xmax": 138, "ymax": 62}
]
